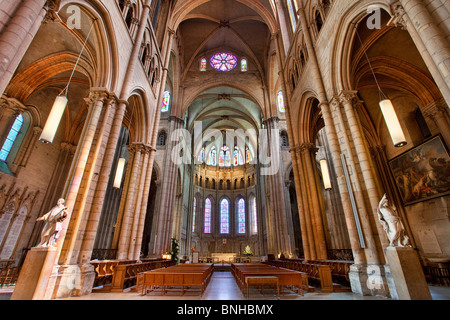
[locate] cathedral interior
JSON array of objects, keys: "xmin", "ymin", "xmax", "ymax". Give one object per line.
[{"xmin": 0, "ymin": 0, "xmax": 449, "ymax": 301}]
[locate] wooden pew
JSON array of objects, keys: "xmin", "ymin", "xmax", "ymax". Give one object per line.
[
  {"xmin": 265, "ymin": 259, "xmax": 352, "ymax": 292},
  {"xmin": 110, "ymin": 260, "xmax": 176, "ymax": 292},
  {"xmin": 139, "ymin": 264, "xmax": 214, "ymax": 296},
  {"xmin": 231, "ymin": 263, "xmax": 305, "ymax": 296}
]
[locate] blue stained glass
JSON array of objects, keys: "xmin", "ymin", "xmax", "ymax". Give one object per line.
[
  {"xmin": 204, "ymin": 198, "xmax": 212, "ymax": 234},
  {"xmin": 238, "ymin": 199, "xmax": 246, "ymax": 234},
  {"xmin": 220, "ymin": 199, "xmax": 229, "ymax": 234},
  {"xmin": 0, "ymin": 114, "xmax": 23, "ymax": 162},
  {"xmin": 161, "ymin": 91, "xmax": 171, "ymax": 112},
  {"xmin": 0, "ymin": 150, "xmax": 9, "ymax": 161}
]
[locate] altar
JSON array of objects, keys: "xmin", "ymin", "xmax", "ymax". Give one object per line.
[{"xmin": 211, "ymin": 253, "xmax": 237, "ymax": 264}]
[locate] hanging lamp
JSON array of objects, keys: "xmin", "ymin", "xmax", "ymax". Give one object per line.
[
  {"xmin": 355, "ymin": 25, "xmax": 407, "ymax": 148},
  {"xmin": 113, "ymin": 101, "xmax": 136, "ymax": 189},
  {"xmin": 320, "ymin": 159, "xmax": 332, "ymax": 190},
  {"xmin": 40, "ymin": 19, "xmax": 96, "ymax": 144}
]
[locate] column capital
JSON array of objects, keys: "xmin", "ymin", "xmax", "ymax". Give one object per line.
[
  {"xmin": 338, "ymin": 90, "xmax": 359, "ymax": 105},
  {"xmin": 422, "ymin": 99, "xmax": 449, "ymax": 120},
  {"xmin": 387, "ymin": 2, "xmax": 408, "ymax": 30},
  {"xmin": 299, "ymin": 142, "xmax": 318, "ymax": 154}
]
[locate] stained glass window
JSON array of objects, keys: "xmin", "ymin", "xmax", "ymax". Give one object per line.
[
  {"xmin": 250, "ymin": 196, "xmax": 258, "ymax": 234},
  {"xmin": 277, "ymin": 91, "xmax": 286, "ymax": 113},
  {"xmin": 0, "ymin": 114, "xmax": 23, "ymax": 162},
  {"xmin": 234, "ymin": 147, "xmax": 244, "ymax": 166},
  {"xmin": 246, "ymin": 147, "xmax": 253, "ymax": 163},
  {"xmin": 210, "ymin": 53, "xmax": 238, "ymax": 72},
  {"xmin": 200, "ymin": 58, "xmax": 207, "ymax": 72},
  {"xmin": 220, "ymin": 199, "xmax": 229, "ymax": 234},
  {"xmin": 208, "ymin": 147, "xmax": 216, "ymax": 166},
  {"xmin": 241, "ymin": 59, "xmax": 248, "ymax": 72},
  {"xmin": 287, "ymin": 0, "xmax": 297, "ymax": 32},
  {"xmin": 204, "ymin": 198, "xmax": 212, "ymax": 234},
  {"xmin": 198, "ymin": 147, "xmax": 205, "ymax": 163},
  {"xmin": 224, "ymin": 147, "xmax": 231, "ymax": 167},
  {"xmin": 161, "ymin": 91, "xmax": 170, "ymax": 112},
  {"xmin": 219, "ymin": 146, "xmax": 231, "ymax": 167},
  {"xmin": 192, "ymin": 197, "xmax": 197, "ymax": 232},
  {"xmin": 238, "ymin": 199, "xmax": 246, "ymax": 234}
]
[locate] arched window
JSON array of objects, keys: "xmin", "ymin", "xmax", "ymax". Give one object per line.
[
  {"xmin": 192, "ymin": 197, "xmax": 197, "ymax": 233},
  {"xmin": 281, "ymin": 131, "xmax": 289, "ymax": 147},
  {"xmin": 157, "ymin": 131, "xmax": 166, "ymax": 146},
  {"xmin": 237, "ymin": 199, "xmax": 246, "ymax": 234},
  {"xmin": 219, "ymin": 146, "xmax": 231, "ymax": 167},
  {"xmin": 277, "ymin": 91, "xmax": 286, "ymax": 113},
  {"xmin": 198, "ymin": 147, "xmax": 205, "ymax": 163},
  {"xmin": 204, "ymin": 198, "xmax": 212, "ymax": 234},
  {"xmin": 241, "ymin": 59, "xmax": 248, "ymax": 72},
  {"xmin": 0, "ymin": 114, "xmax": 24, "ymax": 162},
  {"xmin": 200, "ymin": 58, "xmax": 207, "ymax": 72},
  {"xmin": 234, "ymin": 147, "xmax": 244, "ymax": 166},
  {"xmin": 207, "ymin": 147, "xmax": 216, "ymax": 166},
  {"xmin": 161, "ymin": 91, "xmax": 170, "ymax": 112},
  {"xmin": 249, "ymin": 196, "xmax": 258, "ymax": 235},
  {"xmin": 220, "ymin": 199, "xmax": 230, "ymax": 234},
  {"xmin": 246, "ymin": 147, "xmax": 253, "ymax": 164},
  {"xmin": 287, "ymin": 0, "xmax": 298, "ymax": 32}
]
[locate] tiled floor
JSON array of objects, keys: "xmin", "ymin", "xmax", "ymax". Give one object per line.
[{"xmin": 1, "ymin": 271, "xmax": 449, "ymax": 300}]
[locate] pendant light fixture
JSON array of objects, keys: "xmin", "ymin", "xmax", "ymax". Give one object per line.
[
  {"xmin": 354, "ymin": 25, "xmax": 407, "ymax": 148},
  {"xmin": 320, "ymin": 159, "xmax": 332, "ymax": 190},
  {"xmin": 113, "ymin": 102, "xmax": 136, "ymax": 189},
  {"xmin": 39, "ymin": 19, "xmax": 96, "ymax": 144}
]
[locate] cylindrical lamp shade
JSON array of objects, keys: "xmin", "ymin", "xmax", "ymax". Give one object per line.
[
  {"xmin": 39, "ymin": 95, "xmax": 68, "ymax": 144},
  {"xmin": 379, "ymin": 99, "xmax": 407, "ymax": 147},
  {"xmin": 320, "ymin": 159, "xmax": 332, "ymax": 190},
  {"xmin": 113, "ymin": 158, "xmax": 126, "ymax": 189}
]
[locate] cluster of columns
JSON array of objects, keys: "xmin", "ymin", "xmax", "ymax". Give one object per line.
[
  {"xmin": 115, "ymin": 142, "xmax": 154, "ymax": 261},
  {"xmin": 149, "ymin": 116, "xmax": 184, "ymax": 257},
  {"xmin": 290, "ymin": 143, "xmax": 328, "ymax": 261},
  {"xmin": 262, "ymin": 117, "xmax": 291, "ymax": 257}
]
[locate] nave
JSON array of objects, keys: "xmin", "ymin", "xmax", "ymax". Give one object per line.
[{"xmin": 2, "ymin": 271, "xmax": 449, "ymax": 301}]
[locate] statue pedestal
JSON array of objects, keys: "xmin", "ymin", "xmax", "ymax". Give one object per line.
[
  {"xmin": 11, "ymin": 246, "xmax": 58, "ymax": 300},
  {"xmin": 385, "ymin": 246, "xmax": 432, "ymax": 300}
]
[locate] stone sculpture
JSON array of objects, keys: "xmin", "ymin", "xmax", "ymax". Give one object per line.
[{"xmin": 377, "ymin": 194, "xmax": 411, "ymax": 247}]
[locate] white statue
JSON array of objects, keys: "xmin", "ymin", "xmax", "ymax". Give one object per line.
[
  {"xmin": 377, "ymin": 194, "xmax": 411, "ymax": 247},
  {"xmin": 36, "ymin": 199, "xmax": 68, "ymax": 247}
]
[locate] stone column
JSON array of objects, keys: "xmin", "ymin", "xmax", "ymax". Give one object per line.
[
  {"xmin": 320, "ymin": 102, "xmax": 365, "ymax": 265},
  {"xmin": 423, "ymin": 99, "xmax": 450, "ymax": 146},
  {"xmin": 398, "ymin": 0, "xmax": 450, "ymax": 89},
  {"xmin": 263, "ymin": 117, "xmax": 290, "ymax": 256},
  {"xmin": 0, "ymin": 0, "xmax": 48, "ymax": 96},
  {"xmin": 390, "ymin": 2, "xmax": 450, "ymax": 106},
  {"xmin": 117, "ymin": 143, "xmax": 144, "ymax": 260},
  {"xmin": 339, "ymin": 91, "xmax": 388, "ymax": 257},
  {"xmin": 77, "ymin": 96, "xmax": 120, "ymax": 265},
  {"xmin": 301, "ymin": 143, "xmax": 327, "ymax": 260},
  {"xmin": 133, "ymin": 145, "xmax": 154, "ymax": 260},
  {"xmin": 153, "ymin": 116, "xmax": 183, "ymax": 257}
]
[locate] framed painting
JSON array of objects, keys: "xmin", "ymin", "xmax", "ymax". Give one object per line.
[{"xmin": 388, "ymin": 135, "xmax": 450, "ymax": 206}]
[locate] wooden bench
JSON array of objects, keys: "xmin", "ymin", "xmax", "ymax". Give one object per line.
[
  {"xmin": 139, "ymin": 264, "xmax": 214, "ymax": 296},
  {"xmin": 265, "ymin": 259, "xmax": 352, "ymax": 292},
  {"xmin": 245, "ymin": 276, "xmax": 279, "ymax": 299},
  {"xmin": 231, "ymin": 263, "xmax": 305, "ymax": 296}
]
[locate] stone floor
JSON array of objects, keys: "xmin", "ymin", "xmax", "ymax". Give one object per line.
[{"xmin": 2, "ymin": 271, "xmax": 449, "ymax": 301}]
